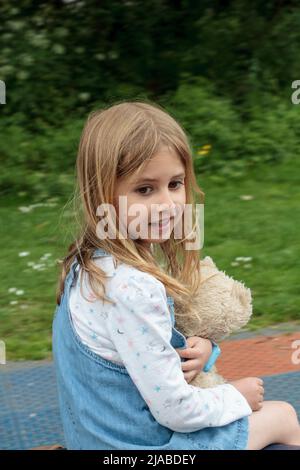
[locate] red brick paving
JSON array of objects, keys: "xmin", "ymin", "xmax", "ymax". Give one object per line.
[{"xmin": 217, "ymin": 332, "xmax": 300, "ymax": 381}]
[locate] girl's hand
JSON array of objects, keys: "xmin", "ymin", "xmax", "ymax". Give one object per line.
[
  {"xmin": 228, "ymin": 377, "xmax": 264, "ymax": 411},
  {"xmin": 175, "ymin": 336, "xmax": 213, "ymax": 383}
]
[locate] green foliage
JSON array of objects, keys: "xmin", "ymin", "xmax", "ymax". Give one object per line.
[
  {"xmin": 164, "ymin": 78, "xmax": 300, "ymax": 179},
  {"xmin": 1, "ymin": 0, "xmax": 300, "ymax": 196},
  {"xmin": 1, "ymin": 77, "xmax": 300, "ymax": 197},
  {"xmin": 0, "ymin": 119, "xmax": 81, "ymax": 196}
]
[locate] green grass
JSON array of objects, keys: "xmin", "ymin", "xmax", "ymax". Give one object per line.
[
  {"xmin": 200, "ymin": 154, "xmax": 300, "ymax": 330},
  {"xmin": 0, "ymin": 196, "xmax": 75, "ymax": 360},
  {"xmin": 0, "ymin": 155, "xmax": 299, "ymax": 360}
]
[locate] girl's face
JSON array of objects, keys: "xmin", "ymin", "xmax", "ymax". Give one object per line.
[{"xmin": 114, "ymin": 145, "xmax": 186, "ymax": 249}]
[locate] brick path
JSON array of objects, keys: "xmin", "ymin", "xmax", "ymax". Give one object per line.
[{"xmin": 218, "ymin": 331, "xmax": 300, "ymax": 380}]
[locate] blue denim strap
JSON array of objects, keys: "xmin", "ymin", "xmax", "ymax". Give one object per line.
[
  {"xmin": 65, "ymin": 258, "xmax": 79, "ymax": 290},
  {"xmin": 166, "ymin": 295, "xmax": 175, "ymax": 325},
  {"xmin": 92, "ymin": 248, "xmax": 110, "ymax": 258}
]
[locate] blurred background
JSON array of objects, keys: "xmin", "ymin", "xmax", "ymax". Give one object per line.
[{"xmin": 0, "ymin": 0, "xmax": 300, "ymax": 361}]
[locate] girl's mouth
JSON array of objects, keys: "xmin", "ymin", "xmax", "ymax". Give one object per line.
[{"xmin": 149, "ymin": 218, "xmax": 173, "ymax": 231}]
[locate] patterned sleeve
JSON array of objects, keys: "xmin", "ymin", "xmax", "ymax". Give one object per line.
[{"xmin": 105, "ymin": 269, "xmax": 252, "ymax": 433}]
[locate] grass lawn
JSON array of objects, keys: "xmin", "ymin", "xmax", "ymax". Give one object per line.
[{"xmin": 0, "ymin": 154, "xmax": 299, "ymax": 360}]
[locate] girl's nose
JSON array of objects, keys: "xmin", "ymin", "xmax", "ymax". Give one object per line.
[
  {"xmin": 158, "ymin": 188, "xmax": 176, "ymax": 207},
  {"xmin": 156, "ymin": 198, "xmax": 177, "ymax": 218}
]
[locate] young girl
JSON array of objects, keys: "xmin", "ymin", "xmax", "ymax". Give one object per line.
[{"xmin": 52, "ymin": 100, "xmax": 300, "ymax": 450}]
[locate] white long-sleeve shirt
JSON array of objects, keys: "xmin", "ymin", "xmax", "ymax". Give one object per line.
[{"xmin": 69, "ymin": 254, "xmax": 252, "ymax": 433}]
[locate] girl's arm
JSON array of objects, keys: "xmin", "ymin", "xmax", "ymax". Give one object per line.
[{"xmin": 102, "ymin": 269, "xmax": 252, "ymax": 433}]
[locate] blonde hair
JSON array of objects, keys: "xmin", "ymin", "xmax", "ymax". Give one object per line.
[{"xmin": 56, "ymin": 99, "xmax": 205, "ymax": 319}]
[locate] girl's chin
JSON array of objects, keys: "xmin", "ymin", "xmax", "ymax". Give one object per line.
[{"xmin": 143, "ymin": 232, "xmax": 173, "ymax": 243}]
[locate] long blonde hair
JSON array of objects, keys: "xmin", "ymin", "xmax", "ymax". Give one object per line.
[{"xmin": 56, "ymin": 99, "xmax": 205, "ymax": 319}]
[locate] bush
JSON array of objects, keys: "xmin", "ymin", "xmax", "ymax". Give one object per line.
[
  {"xmin": 163, "ymin": 77, "xmax": 300, "ymax": 178},
  {"xmin": 0, "ymin": 119, "xmax": 81, "ymax": 197},
  {"xmin": 1, "ymin": 77, "xmax": 300, "ymax": 197}
]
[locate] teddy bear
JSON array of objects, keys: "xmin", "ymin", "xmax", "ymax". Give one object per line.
[{"xmin": 173, "ymin": 255, "xmax": 253, "ymax": 388}]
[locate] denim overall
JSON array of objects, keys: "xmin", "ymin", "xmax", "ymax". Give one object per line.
[{"xmin": 52, "ymin": 248, "xmax": 249, "ymax": 450}]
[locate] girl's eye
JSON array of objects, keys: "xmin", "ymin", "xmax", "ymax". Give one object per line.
[{"xmin": 136, "ymin": 181, "xmax": 184, "ymax": 196}]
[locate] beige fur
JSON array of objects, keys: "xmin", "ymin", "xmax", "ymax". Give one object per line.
[{"xmin": 174, "ymin": 256, "xmax": 253, "ymax": 388}]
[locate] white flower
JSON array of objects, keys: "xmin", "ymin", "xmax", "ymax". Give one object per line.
[
  {"xmin": 32, "ymin": 263, "xmax": 46, "ymax": 270},
  {"xmin": 16, "ymin": 290, "xmax": 24, "ymax": 295},
  {"xmin": 17, "ymin": 70, "xmax": 29, "ymax": 81},
  {"xmin": 8, "ymin": 287, "xmax": 17, "ymax": 293},
  {"xmin": 19, "ymin": 203, "xmax": 58, "ymax": 213},
  {"xmin": 19, "ymin": 251, "xmax": 30, "ymax": 257},
  {"xmin": 46, "ymin": 197, "xmax": 59, "ymax": 203},
  {"xmin": 231, "ymin": 262, "xmax": 239, "ymax": 266},
  {"xmin": 18, "ymin": 206, "xmax": 32, "ymax": 213},
  {"xmin": 78, "ymin": 92, "xmax": 90, "ymax": 101},
  {"xmin": 52, "ymin": 44, "xmax": 65, "ymax": 55},
  {"xmin": 10, "ymin": 300, "xmax": 18, "ymax": 305},
  {"xmin": 240, "ymin": 195, "xmax": 254, "ymax": 201},
  {"xmin": 8, "ymin": 20, "xmax": 24, "ymax": 31},
  {"xmin": 235, "ymin": 256, "xmax": 253, "ymax": 263},
  {"xmin": 40, "ymin": 253, "xmax": 52, "ymax": 261}
]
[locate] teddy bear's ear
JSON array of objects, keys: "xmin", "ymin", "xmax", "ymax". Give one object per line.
[
  {"xmin": 199, "ymin": 256, "xmax": 220, "ymax": 284},
  {"xmin": 200, "ymin": 256, "xmax": 217, "ymax": 268}
]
